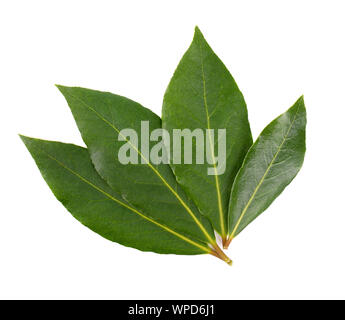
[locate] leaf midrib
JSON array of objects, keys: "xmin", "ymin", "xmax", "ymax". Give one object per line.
[
  {"xmin": 198, "ymin": 41, "xmax": 226, "ymax": 238},
  {"xmin": 65, "ymin": 90, "xmax": 216, "ymax": 245},
  {"xmin": 38, "ymin": 145, "xmax": 211, "ymax": 254},
  {"xmin": 229, "ymin": 104, "xmax": 301, "ymax": 239}
]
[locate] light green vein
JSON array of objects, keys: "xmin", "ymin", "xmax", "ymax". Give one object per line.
[
  {"xmin": 229, "ymin": 104, "xmax": 301, "ymax": 239},
  {"xmin": 198, "ymin": 41, "xmax": 226, "ymax": 238},
  {"xmin": 65, "ymin": 91, "xmax": 216, "ymax": 246},
  {"xmin": 41, "ymin": 148, "xmax": 211, "ymax": 254}
]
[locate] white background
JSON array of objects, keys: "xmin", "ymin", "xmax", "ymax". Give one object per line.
[{"xmin": 1, "ymin": 0, "xmax": 344, "ymax": 299}]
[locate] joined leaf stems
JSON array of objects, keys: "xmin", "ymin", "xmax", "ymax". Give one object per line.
[{"xmin": 211, "ymin": 243, "xmax": 232, "ymax": 266}]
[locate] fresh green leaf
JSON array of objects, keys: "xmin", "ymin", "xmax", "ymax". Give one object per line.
[
  {"xmin": 162, "ymin": 27, "xmax": 252, "ymax": 241},
  {"xmin": 227, "ymin": 96, "xmax": 306, "ymax": 242},
  {"xmin": 20, "ymin": 27, "xmax": 307, "ymax": 265},
  {"xmin": 20, "ymin": 136, "xmax": 213, "ymax": 255},
  {"xmin": 56, "ymin": 85, "xmax": 218, "ymax": 249}
]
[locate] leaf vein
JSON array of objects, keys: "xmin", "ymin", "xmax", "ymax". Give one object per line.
[{"xmin": 229, "ymin": 103, "xmax": 301, "ymax": 238}]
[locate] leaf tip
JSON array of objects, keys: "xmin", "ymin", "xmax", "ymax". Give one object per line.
[
  {"xmin": 294, "ymin": 95, "xmax": 306, "ymax": 114},
  {"xmin": 19, "ymin": 134, "xmax": 34, "ymax": 150},
  {"xmin": 19, "ymin": 134, "xmax": 28, "ymax": 143},
  {"xmin": 289, "ymin": 95, "xmax": 306, "ymax": 115},
  {"xmin": 193, "ymin": 25, "xmax": 204, "ymax": 39},
  {"xmin": 55, "ymin": 84, "xmax": 72, "ymax": 97},
  {"xmin": 298, "ymin": 94, "xmax": 305, "ymax": 104}
]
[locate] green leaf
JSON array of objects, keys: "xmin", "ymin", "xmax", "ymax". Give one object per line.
[
  {"xmin": 19, "ymin": 27, "xmax": 306, "ymax": 265},
  {"xmin": 20, "ymin": 136, "xmax": 213, "ymax": 255},
  {"xmin": 227, "ymin": 96, "xmax": 306, "ymax": 242},
  {"xmin": 162, "ymin": 27, "xmax": 252, "ymax": 240},
  {"xmin": 56, "ymin": 85, "xmax": 218, "ymax": 248}
]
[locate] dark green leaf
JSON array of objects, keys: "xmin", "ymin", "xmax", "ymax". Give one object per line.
[
  {"xmin": 227, "ymin": 96, "xmax": 306, "ymax": 241},
  {"xmin": 162, "ymin": 27, "xmax": 252, "ymax": 240},
  {"xmin": 20, "ymin": 136, "xmax": 212, "ymax": 255},
  {"xmin": 56, "ymin": 85, "xmax": 217, "ymax": 248}
]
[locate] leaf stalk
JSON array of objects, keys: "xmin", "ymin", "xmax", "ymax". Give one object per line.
[
  {"xmin": 223, "ymin": 237, "xmax": 232, "ymax": 250},
  {"xmin": 211, "ymin": 243, "xmax": 232, "ymax": 266}
]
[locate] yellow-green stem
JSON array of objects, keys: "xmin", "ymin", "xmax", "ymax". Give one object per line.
[{"xmin": 211, "ymin": 244, "xmax": 232, "ymax": 266}]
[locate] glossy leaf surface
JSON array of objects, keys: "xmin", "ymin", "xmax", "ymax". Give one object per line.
[
  {"xmin": 21, "ymin": 136, "xmax": 212, "ymax": 255},
  {"xmin": 228, "ymin": 97, "xmax": 306, "ymax": 239},
  {"xmin": 57, "ymin": 86, "xmax": 216, "ymax": 246},
  {"xmin": 162, "ymin": 27, "xmax": 252, "ymax": 239}
]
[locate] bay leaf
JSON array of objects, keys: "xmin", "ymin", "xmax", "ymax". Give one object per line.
[
  {"xmin": 20, "ymin": 136, "xmax": 213, "ymax": 255},
  {"xmin": 56, "ymin": 85, "xmax": 226, "ymax": 255},
  {"xmin": 162, "ymin": 27, "xmax": 252, "ymax": 242},
  {"xmin": 226, "ymin": 96, "xmax": 306, "ymax": 245}
]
